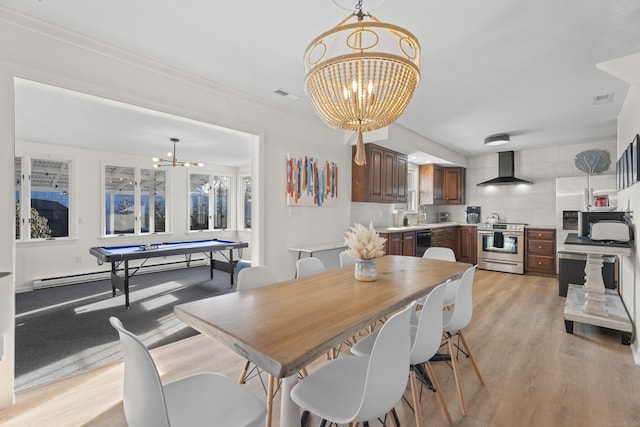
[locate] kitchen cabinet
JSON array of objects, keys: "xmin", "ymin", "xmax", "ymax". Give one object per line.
[
  {"xmin": 443, "ymin": 167, "xmax": 465, "ymax": 204},
  {"xmin": 380, "ymin": 231, "xmax": 415, "ymax": 256},
  {"xmin": 431, "ymin": 226, "xmax": 458, "ymax": 255},
  {"xmin": 418, "ymin": 164, "xmax": 465, "ymax": 205},
  {"xmin": 457, "ymin": 225, "xmax": 477, "ymax": 265},
  {"xmin": 526, "ymin": 228, "xmax": 556, "ymax": 276},
  {"xmin": 352, "ymin": 143, "xmax": 408, "ymax": 203}
]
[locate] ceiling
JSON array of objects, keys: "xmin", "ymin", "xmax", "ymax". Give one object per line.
[{"xmin": 4, "ymin": 0, "xmax": 640, "ymax": 166}]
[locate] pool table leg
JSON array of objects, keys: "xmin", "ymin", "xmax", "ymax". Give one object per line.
[
  {"xmin": 124, "ymin": 260, "xmax": 130, "ymax": 308},
  {"xmin": 209, "ymin": 251, "xmax": 214, "ymax": 280},
  {"xmin": 230, "ymin": 249, "xmax": 234, "ymax": 287},
  {"xmin": 111, "ymin": 262, "xmax": 117, "ymax": 298}
]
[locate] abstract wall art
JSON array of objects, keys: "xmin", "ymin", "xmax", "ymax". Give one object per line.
[{"xmin": 286, "ymin": 154, "xmax": 338, "ymax": 206}]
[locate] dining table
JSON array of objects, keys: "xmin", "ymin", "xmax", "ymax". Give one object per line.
[{"xmin": 174, "ymin": 255, "xmax": 471, "ymax": 427}]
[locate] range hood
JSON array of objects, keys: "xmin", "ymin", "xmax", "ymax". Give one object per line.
[{"xmin": 477, "ymin": 151, "xmax": 533, "ymax": 186}]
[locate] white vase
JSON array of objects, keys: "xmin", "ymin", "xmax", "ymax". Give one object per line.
[{"xmin": 354, "ymin": 259, "xmax": 377, "ymax": 281}]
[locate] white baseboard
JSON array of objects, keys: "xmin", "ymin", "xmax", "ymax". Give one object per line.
[{"xmin": 32, "ymin": 258, "xmax": 210, "ymax": 290}]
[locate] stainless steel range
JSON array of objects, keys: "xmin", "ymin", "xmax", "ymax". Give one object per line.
[{"xmin": 477, "ymin": 223, "xmax": 525, "ymax": 274}]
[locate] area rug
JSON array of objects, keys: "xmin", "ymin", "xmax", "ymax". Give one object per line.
[{"xmin": 15, "ymin": 266, "xmax": 234, "ymax": 392}]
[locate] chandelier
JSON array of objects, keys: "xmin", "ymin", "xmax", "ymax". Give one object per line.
[
  {"xmin": 152, "ymin": 138, "xmax": 204, "ymax": 168},
  {"xmin": 304, "ymin": 0, "xmax": 420, "ymax": 165}
]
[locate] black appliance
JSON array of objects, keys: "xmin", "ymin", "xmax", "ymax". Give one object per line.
[
  {"xmin": 466, "ymin": 206, "xmax": 481, "ymax": 224},
  {"xmin": 579, "ymin": 211, "xmax": 628, "ymax": 237},
  {"xmin": 562, "ymin": 210, "xmax": 579, "ymax": 230},
  {"xmin": 558, "ymin": 251, "xmax": 617, "ymax": 296},
  {"xmin": 415, "ymin": 229, "xmax": 432, "ymax": 257}
]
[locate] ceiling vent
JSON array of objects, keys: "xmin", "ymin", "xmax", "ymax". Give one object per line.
[
  {"xmin": 274, "ymin": 89, "xmax": 300, "ymax": 101},
  {"xmin": 593, "ymin": 92, "xmax": 614, "ymax": 105},
  {"xmin": 477, "ymin": 151, "xmax": 533, "ymax": 186}
]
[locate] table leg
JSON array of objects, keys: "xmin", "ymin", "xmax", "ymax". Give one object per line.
[
  {"xmin": 209, "ymin": 251, "xmax": 214, "ymax": 280},
  {"xmin": 229, "ymin": 249, "xmax": 234, "ymax": 287},
  {"xmin": 124, "ymin": 260, "xmax": 130, "ymax": 309},
  {"xmin": 583, "ymin": 254, "xmax": 608, "ymax": 317},
  {"xmin": 280, "ymin": 375, "xmax": 301, "ymax": 427},
  {"xmin": 111, "ymin": 262, "xmax": 117, "ymax": 297},
  {"xmin": 564, "ymin": 319, "xmax": 574, "ymax": 334}
]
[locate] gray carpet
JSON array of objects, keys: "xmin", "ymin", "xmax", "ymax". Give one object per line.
[{"xmin": 15, "ymin": 265, "xmax": 235, "ymax": 392}]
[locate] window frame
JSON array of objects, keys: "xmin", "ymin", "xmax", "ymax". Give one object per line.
[
  {"xmin": 239, "ymin": 174, "xmax": 252, "ymax": 230},
  {"xmin": 101, "ymin": 161, "xmax": 171, "ymax": 237},
  {"xmin": 15, "ymin": 153, "xmax": 76, "ymax": 242},
  {"xmin": 188, "ymin": 171, "xmax": 236, "ymax": 232}
]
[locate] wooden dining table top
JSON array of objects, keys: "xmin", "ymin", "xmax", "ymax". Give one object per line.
[{"xmin": 174, "ymin": 255, "xmax": 470, "ymax": 378}]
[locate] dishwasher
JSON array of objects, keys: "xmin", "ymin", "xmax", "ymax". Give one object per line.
[{"xmin": 415, "ymin": 229, "xmax": 431, "ymax": 257}]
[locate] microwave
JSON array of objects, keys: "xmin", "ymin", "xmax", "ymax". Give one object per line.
[{"xmin": 579, "ymin": 211, "xmax": 628, "ymax": 237}]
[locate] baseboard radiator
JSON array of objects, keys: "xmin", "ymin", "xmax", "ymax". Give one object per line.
[{"xmin": 32, "ymin": 257, "xmax": 216, "ymax": 289}]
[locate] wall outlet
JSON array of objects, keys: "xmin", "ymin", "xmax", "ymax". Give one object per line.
[
  {"xmin": 76, "ymin": 256, "xmax": 84, "ymax": 263},
  {"xmin": 0, "ymin": 333, "xmax": 4, "ymax": 361}
]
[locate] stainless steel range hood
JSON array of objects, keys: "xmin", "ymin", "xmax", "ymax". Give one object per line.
[{"xmin": 477, "ymin": 151, "xmax": 533, "ymax": 186}]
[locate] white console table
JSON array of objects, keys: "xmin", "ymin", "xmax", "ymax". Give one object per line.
[
  {"xmin": 564, "ymin": 233, "xmax": 632, "ymax": 317},
  {"xmin": 564, "ymin": 284, "xmax": 632, "ymax": 345},
  {"xmin": 288, "ymin": 242, "xmax": 346, "ymax": 260}
]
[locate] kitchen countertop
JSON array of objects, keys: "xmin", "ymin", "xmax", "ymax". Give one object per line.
[
  {"xmin": 525, "ymin": 224, "xmax": 555, "ymax": 230},
  {"xmin": 376, "ymin": 222, "xmax": 477, "ymax": 233}
]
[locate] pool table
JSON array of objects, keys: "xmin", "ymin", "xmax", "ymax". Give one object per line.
[{"xmin": 89, "ymin": 239, "xmax": 249, "ymax": 308}]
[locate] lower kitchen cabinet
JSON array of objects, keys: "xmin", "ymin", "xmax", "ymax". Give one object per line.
[
  {"xmin": 526, "ymin": 228, "xmax": 556, "ymax": 276},
  {"xmin": 380, "ymin": 231, "xmax": 415, "ymax": 256},
  {"xmin": 431, "ymin": 226, "xmax": 458, "ymax": 255},
  {"xmin": 457, "ymin": 225, "xmax": 477, "ymax": 265}
]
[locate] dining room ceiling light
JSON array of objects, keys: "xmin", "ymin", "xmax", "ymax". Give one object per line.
[
  {"xmin": 304, "ymin": 0, "xmax": 420, "ymax": 166},
  {"xmin": 484, "ymin": 133, "xmax": 511, "ymax": 146},
  {"xmin": 152, "ymin": 138, "xmax": 204, "ymax": 168}
]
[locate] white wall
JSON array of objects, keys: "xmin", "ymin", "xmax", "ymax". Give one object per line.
[
  {"xmin": 616, "ymin": 84, "xmax": 640, "ymax": 363},
  {"xmin": 466, "ymin": 141, "xmax": 617, "ymax": 225},
  {"xmin": 0, "ymin": 9, "xmax": 352, "ymax": 407}
]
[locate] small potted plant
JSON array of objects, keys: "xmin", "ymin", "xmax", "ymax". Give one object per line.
[{"xmin": 344, "ymin": 222, "xmax": 386, "ymax": 281}]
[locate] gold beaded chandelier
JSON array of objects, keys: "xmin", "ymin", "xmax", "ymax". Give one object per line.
[{"xmin": 304, "ymin": 0, "xmax": 420, "ymax": 165}]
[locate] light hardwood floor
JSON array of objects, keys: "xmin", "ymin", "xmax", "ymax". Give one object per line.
[{"xmin": 1, "ymin": 270, "xmax": 639, "ymax": 426}]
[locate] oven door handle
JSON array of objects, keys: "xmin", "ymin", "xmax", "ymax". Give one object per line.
[{"xmin": 478, "ymin": 231, "xmax": 522, "ymax": 237}]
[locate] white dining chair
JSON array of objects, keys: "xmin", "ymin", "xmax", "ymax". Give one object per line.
[
  {"xmin": 423, "ymin": 246, "xmax": 459, "ymax": 307},
  {"xmin": 109, "ymin": 316, "xmax": 266, "ymax": 427},
  {"xmin": 442, "ymin": 265, "xmax": 484, "ymax": 416},
  {"xmin": 422, "ymin": 246, "xmax": 456, "ymax": 262},
  {"xmin": 339, "ymin": 250, "xmax": 358, "ymax": 267},
  {"xmin": 290, "ymin": 303, "xmax": 414, "ymax": 426},
  {"xmin": 295, "ymin": 257, "xmax": 326, "ymax": 277},
  {"xmin": 351, "ymin": 282, "xmax": 453, "ymax": 426}
]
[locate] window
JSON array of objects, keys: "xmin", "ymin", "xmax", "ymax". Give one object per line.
[
  {"xmin": 104, "ymin": 165, "xmax": 167, "ymax": 235},
  {"xmin": 407, "ymin": 167, "xmax": 417, "ymax": 212},
  {"xmin": 242, "ymin": 176, "xmax": 252, "ymax": 229},
  {"xmin": 15, "ymin": 156, "xmax": 71, "ymax": 241},
  {"xmin": 189, "ymin": 173, "xmax": 231, "ymax": 231}
]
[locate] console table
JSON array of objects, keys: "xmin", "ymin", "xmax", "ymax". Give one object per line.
[
  {"xmin": 564, "ymin": 233, "xmax": 632, "ymax": 317},
  {"xmin": 288, "ymin": 241, "xmax": 346, "ymax": 260},
  {"xmin": 564, "ymin": 284, "xmax": 632, "ymax": 345}
]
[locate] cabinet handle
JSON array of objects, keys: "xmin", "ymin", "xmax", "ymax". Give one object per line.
[
  {"xmin": 538, "ymin": 246, "xmax": 542, "ymax": 249},
  {"xmin": 538, "ymin": 261, "xmax": 542, "ymax": 265}
]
